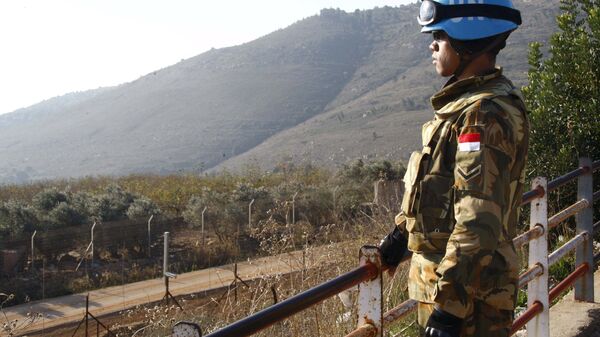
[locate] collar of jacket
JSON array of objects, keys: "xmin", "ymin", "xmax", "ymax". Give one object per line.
[{"xmin": 430, "ymin": 68, "xmax": 504, "ymax": 120}]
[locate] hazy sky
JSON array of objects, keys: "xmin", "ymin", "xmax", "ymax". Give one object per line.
[{"xmin": 0, "ymin": 0, "xmax": 415, "ymax": 115}]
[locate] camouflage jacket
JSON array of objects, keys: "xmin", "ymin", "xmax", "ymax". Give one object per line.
[{"xmin": 398, "ymin": 68, "xmax": 529, "ymax": 318}]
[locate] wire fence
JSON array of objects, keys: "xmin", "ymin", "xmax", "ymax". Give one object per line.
[{"xmin": 0, "ymin": 180, "xmax": 402, "ymax": 310}]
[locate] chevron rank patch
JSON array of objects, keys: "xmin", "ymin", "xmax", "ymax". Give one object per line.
[{"xmin": 458, "ymin": 133, "xmax": 481, "ymax": 152}]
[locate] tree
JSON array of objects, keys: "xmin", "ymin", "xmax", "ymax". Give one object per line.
[
  {"xmin": 523, "ymin": 0, "xmax": 600, "ymax": 214},
  {"xmin": 0, "ymin": 200, "xmax": 36, "ymax": 238}
]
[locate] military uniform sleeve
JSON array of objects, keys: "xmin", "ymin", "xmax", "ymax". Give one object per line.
[{"xmin": 433, "ymin": 98, "xmax": 518, "ymax": 318}]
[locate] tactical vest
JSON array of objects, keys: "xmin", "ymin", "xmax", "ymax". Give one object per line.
[{"xmin": 400, "ymin": 76, "xmax": 525, "ymax": 254}]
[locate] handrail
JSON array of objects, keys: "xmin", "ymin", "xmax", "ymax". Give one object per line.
[
  {"xmin": 548, "ymin": 263, "xmax": 590, "ymax": 301},
  {"xmin": 518, "ymin": 264, "xmax": 544, "ymax": 288},
  {"xmin": 548, "ymin": 199, "xmax": 590, "ymax": 229},
  {"xmin": 383, "ymin": 299, "xmax": 418, "ymax": 325},
  {"xmin": 522, "ymin": 160, "xmax": 598, "ymax": 206},
  {"xmin": 514, "ymin": 225, "xmax": 544, "ymax": 249},
  {"xmin": 511, "ymin": 301, "xmax": 543, "ymax": 335},
  {"xmin": 204, "ymin": 262, "xmax": 379, "ymax": 337},
  {"xmin": 512, "ymin": 262, "xmax": 591, "ymax": 335},
  {"xmin": 514, "ymin": 197, "xmax": 590, "ymax": 251},
  {"xmin": 547, "ymin": 166, "xmax": 590, "ymax": 192},
  {"xmin": 548, "ymin": 232, "xmax": 587, "ymax": 266}
]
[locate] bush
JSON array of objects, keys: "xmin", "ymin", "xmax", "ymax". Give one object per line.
[
  {"xmin": 0, "ymin": 200, "xmax": 36, "ymax": 238},
  {"xmin": 32, "ymin": 188, "xmax": 68, "ymax": 212},
  {"xmin": 126, "ymin": 197, "xmax": 161, "ymax": 219}
]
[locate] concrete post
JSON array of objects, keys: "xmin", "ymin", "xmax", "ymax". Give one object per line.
[
  {"xmin": 357, "ymin": 246, "xmax": 383, "ymax": 337},
  {"xmin": 575, "ymin": 157, "xmax": 594, "ymax": 302},
  {"xmin": 527, "ymin": 177, "xmax": 549, "ymax": 337}
]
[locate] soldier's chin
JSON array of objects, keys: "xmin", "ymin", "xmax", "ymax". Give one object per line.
[{"xmin": 436, "ymin": 66, "xmax": 453, "ymax": 78}]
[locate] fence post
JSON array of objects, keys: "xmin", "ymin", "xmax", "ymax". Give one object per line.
[
  {"xmin": 164, "ymin": 231, "xmax": 170, "ymax": 305},
  {"xmin": 249, "ymin": 199, "xmax": 255, "ymax": 229},
  {"xmin": 164, "ymin": 232, "xmax": 170, "ymax": 279},
  {"xmin": 31, "ymin": 230, "xmax": 37, "ymax": 270},
  {"xmin": 201, "ymin": 206, "xmax": 207, "ymax": 247},
  {"xmin": 90, "ymin": 222, "xmax": 97, "ymax": 267},
  {"xmin": 357, "ymin": 246, "xmax": 383, "ymax": 337},
  {"xmin": 575, "ymin": 157, "xmax": 594, "ymax": 302},
  {"xmin": 148, "ymin": 215, "xmax": 154, "ymax": 258},
  {"xmin": 527, "ymin": 177, "xmax": 549, "ymax": 337},
  {"xmin": 292, "ymin": 192, "xmax": 298, "ymax": 225},
  {"xmin": 333, "ymin": 186, "xmax": 339, "ymax": 218}
]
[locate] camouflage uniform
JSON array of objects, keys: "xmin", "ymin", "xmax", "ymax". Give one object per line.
[{"xmin": 397, "ymin": 68, "xmax": 529, "ymax": 337}]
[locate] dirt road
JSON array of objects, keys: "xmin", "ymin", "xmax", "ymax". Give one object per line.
[{"xmin": 2, "ymin": 245, "xmax": 341, "ymax": 336}]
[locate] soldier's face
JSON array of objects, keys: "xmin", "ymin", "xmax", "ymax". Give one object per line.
[{"xmin": 429, "ymin": 31, "xmax": 460, "ymax": 77}]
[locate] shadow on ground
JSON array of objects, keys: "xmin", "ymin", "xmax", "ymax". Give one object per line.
[{"xmin": 574, "ymin": 308, "xmax": 600, "ymax": 337}]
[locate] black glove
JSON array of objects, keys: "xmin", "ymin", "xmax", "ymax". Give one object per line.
[
  {"xmin": 379, "ymin": 226, "xmax": 408, "ymax": 267},
  {"xmin": 424, "ymin": 308, "xmax": 463, "ymax": 337}
]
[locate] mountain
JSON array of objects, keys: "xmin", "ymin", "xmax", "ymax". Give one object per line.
[{"xmin": 0, "ymin": 0, "xmax": 560, "ymax": 183}]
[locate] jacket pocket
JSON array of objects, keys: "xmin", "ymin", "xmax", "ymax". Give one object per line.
[
  {"xmin": 401, "ymin": 151, "xmax": 426, "ymax": 217},
  {"xmin": 418, "ymin": 174, "xmax": 454, "ymax": 221}
]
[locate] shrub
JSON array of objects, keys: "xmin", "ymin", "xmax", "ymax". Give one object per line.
[
  {"xmin": 126, "ymin": 197, "xmax": 161, "ymax": 219},
  {"xmin": 0, "ymin": 200, "xmax": 36, "ymax": 238}
]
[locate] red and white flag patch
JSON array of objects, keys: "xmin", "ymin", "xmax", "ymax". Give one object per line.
[{"xmin": 458, "ymin": 133, "xmax": 481, "ymax": 152}]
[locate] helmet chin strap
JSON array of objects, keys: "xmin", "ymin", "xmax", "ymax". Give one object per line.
[{"xmin": 450, "ymin": 32, "xmax": 510, "ymax": 78}]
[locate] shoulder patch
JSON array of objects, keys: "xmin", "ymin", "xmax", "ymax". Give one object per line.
[{"xmin": 458, "ymin": 133, "xmax": 481, "ymax": 152}]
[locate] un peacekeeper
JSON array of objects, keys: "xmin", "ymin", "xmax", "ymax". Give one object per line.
[{"xmin": 379, "ymin": 0, "xmax": 528, "ymax": 336}]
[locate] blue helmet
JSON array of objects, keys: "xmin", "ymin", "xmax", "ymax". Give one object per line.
[{"xmin": 418, "ymin": 0, "xmax": 522, "ymax": 40}]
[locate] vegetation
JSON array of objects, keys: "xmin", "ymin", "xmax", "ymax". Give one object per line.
[
  {"xmin": 0, "ymin": 185, "xmax": 160, "ymax": 240},
  {"xmin": 0, "ymin": 160, "xmax": 403, "ymax": 308},
  {"xmin": 523, "ymin": 0, "xmax": 600, "ymax": 228},
  {"xmin": 518, "ymin": 0, "xmax": 600, "ymax": 308},
  {"xmin": 524, "ymin": 0, "xmax": 600, "ymax": 185}
]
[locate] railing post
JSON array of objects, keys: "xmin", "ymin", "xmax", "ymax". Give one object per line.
[
  {"xmin": 357, "ymin": 246, "xmax": 383, "ymax": 337},
  {"xmin": 575, "ymin": 157, "xmax": 594, "ymax": 302},
  {"xmin": 527, "ymin": 177, "xmax": 549, "ymax": 337}
]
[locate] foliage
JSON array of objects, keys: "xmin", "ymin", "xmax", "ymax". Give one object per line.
[
  {"xmin": 0, "ymin": 201, "xmax": 36, "ymax": 239},
  {"xmin": 333, "ymin": 159, "xmax": 405, "ymax": 217},
  {"xmin": 338, "ymin": 159, "xmax": 405, "ymax": 183},
  {"xmin": 523, "ymin": 0, "xmax": 600, "ymax": 214},
  {"xmin": 126, "ymin": 196, "xmax": 161, "ymax": 219}
]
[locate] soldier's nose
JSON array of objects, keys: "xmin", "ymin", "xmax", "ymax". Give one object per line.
[{"xmin": 429, "ymin": 41, "xmax": 438, "ymax": 52}]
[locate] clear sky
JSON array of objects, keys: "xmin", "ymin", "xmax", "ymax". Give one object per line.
[{"xmin": 0, "ymin": 0, "xmax": 414, "ymax": 115}]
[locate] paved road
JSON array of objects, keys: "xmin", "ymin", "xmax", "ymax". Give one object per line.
[{"xmin": 2, "ymin": 246, "xmax": 336, "ymax": 336}]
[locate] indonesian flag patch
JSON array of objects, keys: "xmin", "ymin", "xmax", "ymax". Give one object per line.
[{"xmin": 458, "ymin": 133, "xmax": 481, "ymax": 152}]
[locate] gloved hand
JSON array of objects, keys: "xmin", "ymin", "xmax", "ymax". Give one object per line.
[
  {"xmin": 424, "ymin": 308, "xmax": 463, "ymax": 337},
  {"xmin": 379, "ymin": 225, "xmax": 408, "ymax": 268}
]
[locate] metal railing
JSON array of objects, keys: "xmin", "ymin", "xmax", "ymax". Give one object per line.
[{"xmin": 174, "ymin": 158, "xmax": 598, "ymax": 337}]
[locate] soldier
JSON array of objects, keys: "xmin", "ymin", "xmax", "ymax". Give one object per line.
[{"xmin": 379, "ymin": 0, "xmax": 528, "ymax": 336}]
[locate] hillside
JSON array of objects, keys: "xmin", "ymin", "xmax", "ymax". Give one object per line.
[
  {"xmin": 0, "ymin": 0, "xmax": 560, "ymax": 183},
  {"xmin": 214, "ymin": 1, "xmax": 561, "ymax": 171}
]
